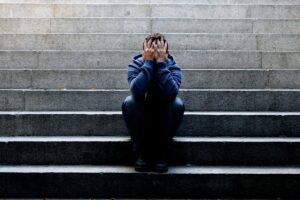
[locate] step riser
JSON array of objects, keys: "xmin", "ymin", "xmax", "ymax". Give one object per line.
[
  {"xmin": 1, "ymin": 34, "xmax": 300, "ymax": 51},
  {"xmin": 2, "ymin": 18, "xmax": 300, "ymax": 34},
  {"xmin": 1, "ymin": 171, "xmax": 299, "ymax": 198},
  {"xmin": 1, "ymin": 4, "xmax": 300, "ymax": 18},
  {"xmin": 1, "ymin": 51, "xmax": 299, "ymax": 69},
  {"xmin": 1, "ymin": 113, "xmax": 299, "ymax": 137},
  {"xmin": 152, "ymin": 5, "xmax": 300, "ymax": 18},
  {"xmin": 0, "ymin": 90, "xmax": 299, "ymax": 111},
  {"xmin": 1, "ymin": 139, "xmax": 300, "ymax": 165},
  {"xmin": 1, "ymin": 69, "xmax": 300, "ymax": 89}
]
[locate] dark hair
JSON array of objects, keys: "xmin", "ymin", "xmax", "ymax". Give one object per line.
[{"xmin": 143, "ymin": 33, "xmax": 169, "ymax": 54}]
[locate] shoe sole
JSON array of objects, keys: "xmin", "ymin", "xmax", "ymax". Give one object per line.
[
  {"xmin": 135, "ymin": 165, "xmax": 152, "ymax": 172},
  {"xmin": 151, "ymin": 167, "xmax": 168, "ymax": 173}
]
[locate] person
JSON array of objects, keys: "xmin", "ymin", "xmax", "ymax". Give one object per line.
[{"xmin": 121, "ymin": 33, "xmax": 185, "ymax": 173}]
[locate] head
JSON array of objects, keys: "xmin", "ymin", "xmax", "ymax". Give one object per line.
[{"xmin": 143, "ymin": 33, "xmax": 169, "ymax": 54}]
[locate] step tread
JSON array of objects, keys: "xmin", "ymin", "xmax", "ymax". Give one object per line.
[
  {"xmin": 1, "ymin": 32, "xmax": 300, "ymax": 35},
  {"xmin": 1, "ymin": 111, "xmax": 300, "ymax": 115},
  {"xmin": 1, "ymin": 88, "xmax": 300, "ymax": 91},
  {"xmin": 1, "ymin": 68, "xmax": 300, "ymax": 71},
  {"xmin": 1, "ymin": 17, "xmax": 300, "ymax": 19},
  {"xmin": 1, "ymin": 49, "xmax": 299, "ymax": 52},
  {"xmin": 2, "ymin": 3, "xmax": 300, "ymax": 5},
  {"xmin": 1, "ymin": 165, "xmax": 300, "ymax": 174},
  {"xmin": 1, "ymin": 136, "xmax": 300, "ymax": 142}
]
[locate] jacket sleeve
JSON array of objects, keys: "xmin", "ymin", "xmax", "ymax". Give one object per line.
[
  {"xmin": 127, "ymin": 60, "xmax": 154, "ymax": 99},
  {"xmin": 155, "ymin": 60, "xmax": 182, "ymax": 100}
]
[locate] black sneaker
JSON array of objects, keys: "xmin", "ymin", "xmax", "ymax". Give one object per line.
[
  {"xmin": 134, "ymin": 155, "xmax": 151, "ymax": 172},
  {"xmin": 152, "ymin": 159, "xmax": 168, "ymax": 173}
]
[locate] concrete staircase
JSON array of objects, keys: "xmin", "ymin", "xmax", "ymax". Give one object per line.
[{"xmin": 0, "ymin": 0, "xmax": 300, "ymax": 198}]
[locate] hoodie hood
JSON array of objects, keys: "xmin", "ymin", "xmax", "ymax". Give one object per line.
[{"xmin": 131, "ymin": 53, "xmax": 176, "ymax": 66}]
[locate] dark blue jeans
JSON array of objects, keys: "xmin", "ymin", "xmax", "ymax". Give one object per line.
[{"xmin": 121, "ymin": 95, "xmax": 185, "ymax": 161}]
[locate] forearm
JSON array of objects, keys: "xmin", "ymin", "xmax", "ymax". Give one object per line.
[
  {"xmin": 155, "ymin": 60, "xmax": 181, "ymax": 98},
  {"xmin": 128, "ymin": 60, "xmax": 154, "ymax": 98}
]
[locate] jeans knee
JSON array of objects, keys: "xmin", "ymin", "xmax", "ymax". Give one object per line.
[
  {"xmin": 122, "ymin": 95, "xmax": 144, "ymax": 112},
  {"xmin": 173, "ymin": 97, "xmax": 185, "ymax": 114},
  {"xmin": 122, "ymin": 95, "xmax": 133, "ymax": 111}
]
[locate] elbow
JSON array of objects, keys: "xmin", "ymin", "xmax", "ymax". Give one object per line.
[
  {"xmin": 130, "ymin": 82, "xmax": 146, "ymax": 99},
  {"xmin": 162, "ymin": 84, "xmax": 179, "ymax": 100}
]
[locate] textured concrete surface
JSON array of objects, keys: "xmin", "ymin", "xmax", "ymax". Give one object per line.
[
  {"xmin": 1, "ymin": 136, "xmax": 300, "ymax": 165},
  {"xmin": 0, "ymin": 89, "xmax": 300, "ymax": 111},
  {"xmin": 2, "ymin": 0, "xmax": 300, "ymax": 4},
  {"xmin": 0, "ymin": 69, "xmax": 299, "ymax": 89},
  {"xmin": 31, "ymin": 69, "xmax": 300, "ymax": 89},
  {"xmin": 1, "ymin": 50, "xmax": 300, "ymax": 69},
  {"xmin": 0, "ymin": 0, "xmax": 300, "ymax": 198},
  {"xmin": 0, "ymin": 89, "xmax": 299, "ymax": 111},
  {"xmin": 1, "ymin": 33, "xmax": 300, "ymax": 51},
  {"xmin": 2, "ymin": 18, "xmax": 300, "ymax": 34},
  {"xmin": 0, "ymin": 4, "xmax": 150, "ymax": 18},
  {"xmin": 1, "ymin": 4, "xmax": 300, "ymax": 18},
  {"xmin": 0, "ymin": 111, "xmax": 299, "ymax": 137},
  {"xmin": 0, "ymin": 165, "xmax": 300, "ymax": 198}
]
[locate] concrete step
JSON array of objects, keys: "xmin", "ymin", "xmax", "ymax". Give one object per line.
[
  {"xmin": 2, "ymin": 18, "xmax": 300, "ymax": 34},
  {"xmin": 0, "ymin": 69, "xmax": 299, "ymax": 89},
  {"xmin": 1, "ymin": 4, "xmax": 300, "ymax": 18},
  {"xmin": 2, "ymin": 0, "xmax": 300, "ymax": 4},
  {"xmin": 0, "ymin": 89, "xmax": 299, "ymax": 111},
  {"xmin": 1, "ymin": 33, "xmax": 300, "ymax": 51},
  {"xmin": 1, "ymin": 136, "xmax": 300, "ymax": 166},
  {"xmin": 1, "ymin": 50, "xmax": 299, "ymax": 69},
  {"xmin": 1, "ymin": 165, "xmax": 299, "ymax": 198},
  {"xmin": 0, "ymin": 111, "xmax": 299, "ymax": 137}
]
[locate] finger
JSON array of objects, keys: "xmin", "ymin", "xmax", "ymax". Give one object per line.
[
  {"xmin": 157, "ymin": 39, "xmax": 161, "ymax": 48},
  {"xmin": 152, "ymin": 41, "xmax": 157, "ymax": 49},
  {"xmin": 143, "ymin": 40, "xmax": 147, "ymax": 50},
  {"xmin": 164, "ymin": 41, "xmax": 168, "ymax": 51},
  {"xmin": 150, "ymin": 41, "xmax": 154, "ymax": 48},
  {"xmin": 147, "ymin": 39, "xmax": 152, "ymax": 48}
]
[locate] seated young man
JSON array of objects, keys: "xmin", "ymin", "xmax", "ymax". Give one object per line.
[{"xmin": 122, "ymin": 33, "xmax": 185, "ymax": 173}]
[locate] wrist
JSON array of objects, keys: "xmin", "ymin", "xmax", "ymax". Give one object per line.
[
  {"xmin": 144, "ymin": 59, "xmax": 155, "ymax": 66},
  {"xmin": 156, "ymin": 58, "xmax": 167, "ymax": 63},
  {"xmin": 144, "ymin": 58, "xmax": 154, "ymax": 61}
]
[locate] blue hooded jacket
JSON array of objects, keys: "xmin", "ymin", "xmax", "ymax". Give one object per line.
[{"xmin": 127, "ymin": 53, "xmax": 182, "ymax": 102}]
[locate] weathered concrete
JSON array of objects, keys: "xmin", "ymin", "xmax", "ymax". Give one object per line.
[
  {"xmin": 0, "ymin": 89, "xmax": 297, "ymax": 111},
  {"xmin": 0, "ymin": 111, "xmax": 299, "ymax": 137},
  {"xmin": 0, "ymin": 4, "xmax": 150, "ymax": 18},
  {"xmin": 1, "ymin": 4, "xmax": 300, "ymax": 18},
  {"xmin": 0, "ymin": 70, "xmax": 31, "ymax": 89},
  {"xmin": 1, "ymin": 136, "xmax": 300, "ymax": 165},
  {"xmin": 0, "ymin": 50, "xmax": 267, "ymax": 69},
  {"xmin": 0, "ymin": 69, "xmax": 299, "ymax": 89},
  {"xmin": 151, "ymin": 4, "xmax": 300, "ymax": 18},
  {"xmin": 3, "ymin": 18, "xmax": 300, "ymax": 34},
  {"xmin": 0, "ymin": 90, "xmax": 24, "ymax": 111},
  {"xmin": 262, "ymin": 51, "xmax": 300, "ymax": 69},
  {"xmin": 0, "ymin": 33, "xmax": 258, "ymax": 51},
  {"xmin": 0, "ymin": 51, "xmax": 39, "ymax": 69},
  {"xmin": 1, "ymin": 34, "xmax": 300, "ymax": 51},
  {"xmin": 2, "ymin": 0, "xmax": 300, "ymax": 4},
  {"xmin": 2, "ymin": 50, "xmax": 300, "ymax": 69},
  {"xmin": 0, "ymin": 0, "xmax": 299, "ymax": 199},
  {"xmin": 1, "ymin": 165, "xmax": 300, "ymax": 198}
]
